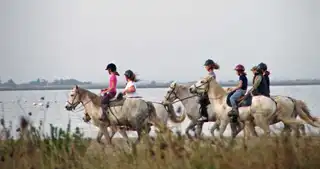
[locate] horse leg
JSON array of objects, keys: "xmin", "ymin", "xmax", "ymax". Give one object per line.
[
  {"xmin": 100, "ymin": 126, "xmax": 112, "ymax": 145},
  {"xmin": 110, "ymin": 126, "xmax": 117, "ymax": 139},
  {"xmin": 253, "ymin": 114, "xmax": 271, "ymax": 136},
  {"xmin": 289, "ymin": 122, "xmax": 301, "ymax": 138},
  {"xmin": 195, "ymin": 121, "xmax": 204, "ymax": 138},
  {"xmin": 246, "ymin": 121, "xmax": 258, "ymax": 137},
  {"xmin": 96, "ymin": 130, "xmax": 104, "ymax": 144},
  {"xmin": 218, "ymin": 119, "xmax": 228, "ymax": 139},
  {"xmin": 185, "ymin": 120, "xmax": 198, "ymax": 139},
  {"xmin": 281, "ymin": 124, "xmax": 291, "ymax": 137},
  {"xmin": 210, "ymin": 120, "xmax": 221, "ymax": 137},
  {"xmin": 118, "ymin": 128, "xmax": 131, "ymax": 145},
  {"xmin": 135, "ymin": 123, "xmax": 151, "ymax": 145},
  {"xmin": 299, "ymin": 124, "xmax": 306, "ymax": 136}
]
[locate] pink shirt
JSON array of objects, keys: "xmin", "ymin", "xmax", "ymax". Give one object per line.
[{"xmin": 109, "ymin": 73, "xmax": 117, "ymax": 93}]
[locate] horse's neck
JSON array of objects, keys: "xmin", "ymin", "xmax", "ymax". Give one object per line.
[
  {"xmin": 179, "ymin": 87, "xmax": 199, "ymax": 110},
  {"xmin": 81, "ymin": 91, "xmax": 101, "ymax": 118},
  {"xmin": 208, "ymin": 80, "xmax": 226, "ymax": 105}
]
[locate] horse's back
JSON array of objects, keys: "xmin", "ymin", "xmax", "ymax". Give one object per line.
[{"xmin": 251, "ymin": 95, "xmax": 277, "ymax": 113}]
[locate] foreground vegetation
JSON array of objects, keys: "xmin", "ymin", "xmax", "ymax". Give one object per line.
[{"xmin": 1, "ymin": 117, "xmax": 320, "ymax": 169}]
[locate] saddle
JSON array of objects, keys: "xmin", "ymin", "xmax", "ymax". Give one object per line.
[
  {"xmin": 107, "ymin": 93, "xmax": 126, "ymax": 107},
  {"xmin": 226, "ymin": 91, "xmax": 252, "ymax": 108}
]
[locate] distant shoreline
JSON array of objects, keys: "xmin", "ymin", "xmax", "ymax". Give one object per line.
[{"xmin": 0, "ymin": 81, "xmax": 319, "ymax": 91}]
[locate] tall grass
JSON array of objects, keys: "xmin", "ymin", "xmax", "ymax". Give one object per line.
[{"xmin": 1, "ymin": 116, "xmax": 320, "ymax": 169}]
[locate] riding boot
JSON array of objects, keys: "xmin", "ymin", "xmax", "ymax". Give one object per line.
[
  {"xmin": 228, "ymin": 105, "xmax": 239, "ymax": 123},
  {"xmin": 198, "ymin": 106, "xmax": 208, "ymax": 122}
]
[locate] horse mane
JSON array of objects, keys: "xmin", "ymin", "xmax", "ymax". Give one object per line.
[
  {"xmin": 206, "ymin": 75, "xmax": 227, "ymax": 96},
  {"xmin": 177, "ymin": 83, "xmax": 191, "ymax": 90},
  {"xmin": 78, "ymin": 87, "xmax": 101, "ymax": 106}
]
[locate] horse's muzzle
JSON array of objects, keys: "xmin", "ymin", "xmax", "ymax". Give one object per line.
[
  {"xmin": 189, "ymin": 87, "xmax": 194, "ymax": 93},
  {"xmin": 65, "ymin": 105, "xmax": 74, "ymax": 111}
]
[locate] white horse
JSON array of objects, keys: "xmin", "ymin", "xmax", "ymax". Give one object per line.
[
  {"xmin": 94, "ymin": 101, "xmax": 186, "ymax": 143},
  {"xmin": 189, "ymin": 75, "xmax": 307, "ymax": 139},
  {"xmin": 163, "ymin": 82, "xmax": 222, "ymax": 138},
  {"xmin": 65, "ymin": 85, "xmax": 161, "ymax": 145}
]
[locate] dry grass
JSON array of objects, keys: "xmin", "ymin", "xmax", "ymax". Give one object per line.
[{"xmin": 1, "ymin": 116, "xmax": 320, "ymax": 169}]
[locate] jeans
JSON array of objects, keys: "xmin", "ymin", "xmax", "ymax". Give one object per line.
[{"xmin": 230, "ymin": 89, "xmax": 246, "ymax": 107}]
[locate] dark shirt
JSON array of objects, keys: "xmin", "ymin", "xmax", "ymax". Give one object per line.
[
  {"xmin": 239, "ymin": 74, "xmax": 248, "ymax": 90},
  {"xmin": 263, "ymin": 74, "xmax": 270, "ymax": 96}
]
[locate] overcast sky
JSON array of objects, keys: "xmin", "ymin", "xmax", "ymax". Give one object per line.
[{"xmin": 0, "ymin": 0, "xmax": 319, "ymax": 83}]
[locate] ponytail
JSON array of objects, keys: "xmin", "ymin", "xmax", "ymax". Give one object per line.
[
  {"xmin": 132, "ymin": 73, "xmax": 140, "ymax": 82},
  {"xmin": 214, "ymin": 63, "xmax": 220, "ymax": 70}
]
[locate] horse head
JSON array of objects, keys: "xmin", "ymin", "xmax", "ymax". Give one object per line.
[
  {"xmin": 65, "ymin": 85, "xmax": 83, "ymax": 111},
  {"xmin": 189, "ymin": 75, "xmax": 213, "ymax": 95}
]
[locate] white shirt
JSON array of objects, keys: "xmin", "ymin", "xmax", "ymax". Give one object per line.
[{"xmin": 124, "ymin": 81, "xmax": 140, "ymax": 98}]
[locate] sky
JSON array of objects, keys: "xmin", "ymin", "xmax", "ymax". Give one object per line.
[{"xmin": 0, "ymin": 0, "xmax": 319, "ymax": 84}]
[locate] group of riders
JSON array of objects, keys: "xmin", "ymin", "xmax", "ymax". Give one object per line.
[{"xmin": 98, "ymin": 60, "xmax": 271, "ymax": 123}]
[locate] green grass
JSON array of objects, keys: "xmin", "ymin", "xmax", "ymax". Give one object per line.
[{"xmin": 1, "ymin": 117, "xmax": 320, "ymax": 169}]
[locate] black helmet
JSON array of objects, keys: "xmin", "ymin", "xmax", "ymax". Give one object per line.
[
  {"xmin": 105, "ymin": 63, "xmax": 117, "ymax": 72},
  {"xmin": 124, "ymin": 69, "xmax": 134, "ymax": 79},
  {"xmin": 258, "ymin": 62, "xmax": 267, "ymax": 71},
  {"xmin": 204, "ymin": 59, "xmax": 215, "ymax": 66},
  {"xmin": 256, "ymin": 64, "xmax": 264, "ymax": 73}
]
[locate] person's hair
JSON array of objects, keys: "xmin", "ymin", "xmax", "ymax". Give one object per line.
[
  {"xmin": 238, "ymin": 70, "xmax": 246, "ymax": 76},
  {"xmin": 111, "ymin": 71, "xmax": 119, "ymax": 76},
  {"xmin": 214, "ymin": 63, "xmax": 220, "ymax": 70},
  {"xmin": 207, "ymin": 63, "xmax": 220, "ymax": 70},
  {"xmin": 127, "ymin": 73, "xmax": 139, "ymax": 82}
]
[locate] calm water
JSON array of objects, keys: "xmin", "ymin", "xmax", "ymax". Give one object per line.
[{"xmin": 0, "ymin": 85, "xmax": 320, "ymax": 138}]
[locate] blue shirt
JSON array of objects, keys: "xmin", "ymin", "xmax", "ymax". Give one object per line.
[{"xmin": 239, "ymin": 74, "xmax": 248, "ymax": 90}]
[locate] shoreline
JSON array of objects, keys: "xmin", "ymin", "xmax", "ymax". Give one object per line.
[{"xmin": 0, "ymin": 82, "xmax": 319, "ymax": 91}]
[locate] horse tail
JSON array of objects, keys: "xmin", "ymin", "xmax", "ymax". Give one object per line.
[
  {"xmin": 165, "ymin": 103, "xmax": 186, "ymax": 123},
  {"xmin": 295, "ymin": 99, "xmax": 320, "ymax": 127}
]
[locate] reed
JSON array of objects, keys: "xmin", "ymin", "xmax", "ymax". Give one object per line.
[{"xmin": 1, "ymin": 116, "xmax": 320, "ymax": 169}]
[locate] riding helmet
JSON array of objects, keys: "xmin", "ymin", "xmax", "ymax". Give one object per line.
[
  {"xmin": 204, "ymin": 59, "xmax": 215, "ymax": 66},
  {"xmin": 258, "ymin": 62, "xmax": 267, "ymax": 71},
  {"xmin": 124, "ymin": 69, "xmax": 134, "ymax": 79},
  {"xmin": 105, "ymin": 63, "xmax": 117, "ymax": 72},
  {"xmin": 234, "ymin": 64, "xmax": 245, "ymax": 71}
]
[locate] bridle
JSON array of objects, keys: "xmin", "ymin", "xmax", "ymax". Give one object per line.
[
  {"xmin": 66, "ymin": 90, "xmax": 92, "ymax": 112},
  {"xmin": 164, "ymin": 84, "xmax": 199, "ymax": 104},
  {"xmin": 189, "ymin": 78, "xmax": 224, "ymax": 100}
]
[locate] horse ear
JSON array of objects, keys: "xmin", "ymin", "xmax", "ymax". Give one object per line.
[
  {"xmin": 170, "ymin": 81, "xmax": 177, "ymax": 88},
  {"xmin": 75, "ymin": 85, "xmax": 79, "ymax": 89}
]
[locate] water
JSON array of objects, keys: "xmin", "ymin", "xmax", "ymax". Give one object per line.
[{"xmin": 0, "ymin": 85, "xmax": 320, "ymax": 139}]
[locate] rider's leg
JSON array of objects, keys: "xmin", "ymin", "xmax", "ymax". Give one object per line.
[
  {"xmin": 198, "ymin": 94, "xmax": 210, "ymax": 121},
  {"xmin": 99, "ymin": 93, "xmax": 113, "ymax": 121},
  {"xmin": 228, "ymin": 90, "xmax": 245, "ymax": 117}
]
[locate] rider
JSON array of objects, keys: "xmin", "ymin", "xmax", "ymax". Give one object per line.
[
  {"xmin": 198, "ymin": 59, "xmax": 220, "ymax": 122},
  {"xmin": 228, "ymin": 64, "xmax": 248, "ymax": 118},
  {"xmin": 99, "ymin": 63, "xmax": 119, "ymax": 121},
  {"xmin": 247, "ymin": 65, "xmax": 268, "ymax": 97},
  {"xmin": 258, "ymin": 62, "xmax": 270, "ymax": 97},
  {"xmin": 122, "ymin": 69, "xmax": 140, "ymax": 98}
]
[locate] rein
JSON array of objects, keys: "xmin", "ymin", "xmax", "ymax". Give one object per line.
[
  {"xmin": 67, "ymin": 91, "xmax": 93, "ymax": 113},
  {"xmin": 190, "ymin": 80, "xmax": 225, "ymax": 101}
]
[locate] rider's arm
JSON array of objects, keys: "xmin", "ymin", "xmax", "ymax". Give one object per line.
[
  {"xmin": 124, "ymin": 85, "xmax": 136, "ymax": 94},
  {"xmin": 248, "ymin": 75, "xmax": 262, "ymax": 93},
  {"xmin": 232, "ymin": 80, "xmax": 243, "ymax": 91}
]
